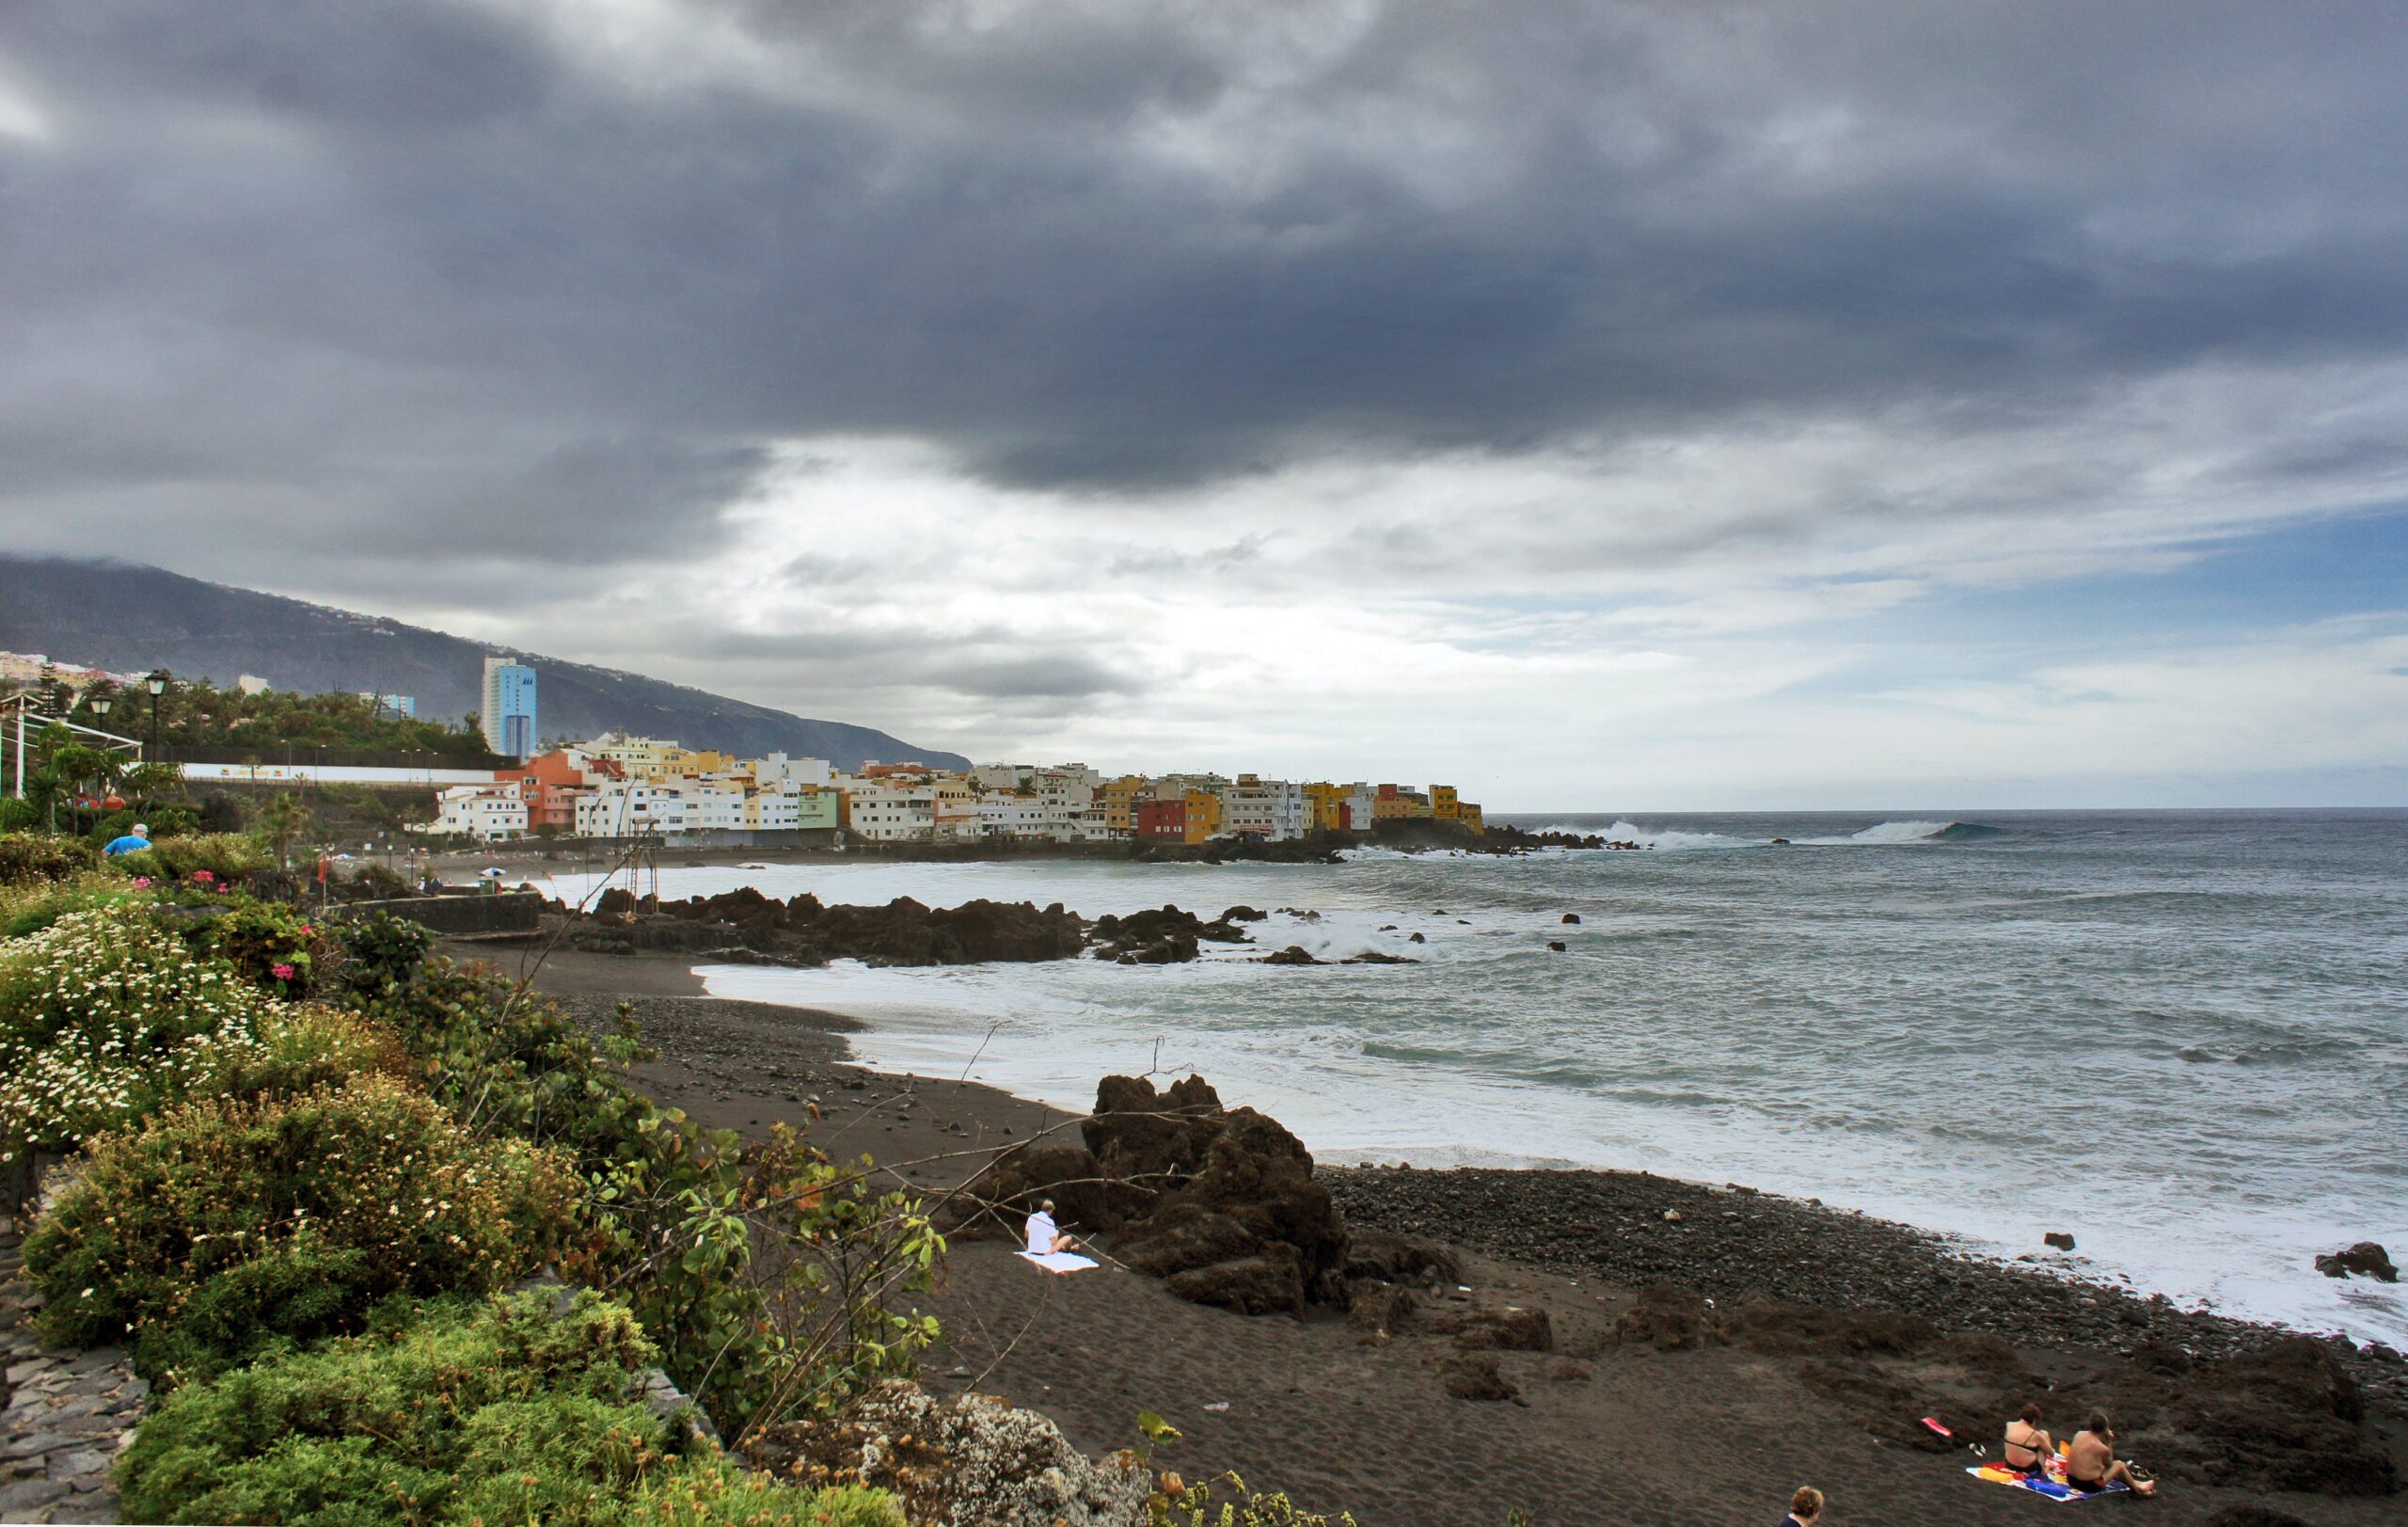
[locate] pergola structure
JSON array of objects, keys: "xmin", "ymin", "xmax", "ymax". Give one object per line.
[{"xmin": 6, "ymin": 689, "xmax": 147, "ymax": 800}]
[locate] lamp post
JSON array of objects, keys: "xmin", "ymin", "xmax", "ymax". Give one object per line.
[{"xmin": 145, "ymin": 670, "xmax": 168, "ymax": 759}]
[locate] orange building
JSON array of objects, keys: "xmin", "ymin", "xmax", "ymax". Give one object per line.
[{"xmin": 499, "ymin": 749, "xmax": 621, "ymax": 833}]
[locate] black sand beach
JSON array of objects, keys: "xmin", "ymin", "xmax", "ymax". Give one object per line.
[{"xmin": 470, "ymin": 942, "xmax": 2408, "ymax": 1527}]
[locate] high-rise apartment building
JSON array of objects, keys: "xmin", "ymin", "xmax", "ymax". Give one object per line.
[{"xmin": 480, "ymin": 656, "xmax": 538, "ymax": 759}]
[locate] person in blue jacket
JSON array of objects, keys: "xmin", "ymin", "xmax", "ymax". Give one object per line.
[{"xmin": 102, "ymin": 822, "xmax": 150, "ymax": 856}]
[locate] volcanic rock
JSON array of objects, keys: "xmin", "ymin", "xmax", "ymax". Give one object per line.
[
  {"xmin": 2045, "ymin": 1231, "xmax": 2078, "ymax": 1251},
  {"xmin": 1164, "ymin": 1248, "xmax": 1308, "ymax": 1316},
  {"xmin": 1560, "ymin": 913, "xmax": 1581, "ymax": 924},
  {"xmin": 1346, "ymin": 1280, "xmax": 1416, "ymax": 1338},
  {"xmin": 2314, "ymin": 1242, "xmax": 2398, "ymax": 1281},
  {"xmin": 1613, "ymin": 1283, "xmax": 1727, "ymax": 1351},
  {"xmin": 1546, "ymin": 940, "xmax": 1567, "ymax": 952},
  {"xmin": 1440, "ymin": 1352, "xmax": 1518, "ymax": 1402},
  {"xmin": 1342, "ymin": 1230, "xmax": 1459, "ymax": 1288},
  {"xmin": 1438, "ymin": 1306, "xmax": 1553, "ymax": 1352},
  {"xmin": 1260, "ymin": 946, "xmax": 1323, "ymax": 965}
]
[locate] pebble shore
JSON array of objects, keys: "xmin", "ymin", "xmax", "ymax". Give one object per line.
[{"xmin": 1325, "ymin": 1164, "xmax": 2408, "ymax": 1410}]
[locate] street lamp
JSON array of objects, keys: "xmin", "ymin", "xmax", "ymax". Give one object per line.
[{"xmin": 145, "ymin": 670, "xmax": 168, "ymax": 758}]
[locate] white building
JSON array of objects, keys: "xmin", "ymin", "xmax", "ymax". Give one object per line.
[
  {"xmin": 844, "ymin": 783, "xmax": 938, "ymax": 841},
  {"xmin": 576, "ymin": 782, "xmax": 688, "ymax": 837},
  {"xmin": 416, "ymin": 783, "xmax": 528, "ymax": 842},
  {"xmin": 752, "ymin": 752, "xmax": 833, "ymax": 789},
  {"xmin": 666, "ymin": 782, "xmax": 747, "ymax": 833},
  {"xmin": 1223, "ymin": 776, "xmax": 1307, "ymax": 840}
]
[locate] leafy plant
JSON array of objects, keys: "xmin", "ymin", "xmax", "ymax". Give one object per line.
[
  {"xmin": 25, "ymin": 1074, "xmax": 576, "ymax": 1383},
  {"xmin": 329, "ymin": 907, "xmax": 435, "ymax": 994},
  {"xmin": 1149, "ymin": 1472, "xmax": 1358, "ymax": 1527},
  {"xmin": 117, "ymin": 1288, "xmax": 904, "ymax": 1526}
]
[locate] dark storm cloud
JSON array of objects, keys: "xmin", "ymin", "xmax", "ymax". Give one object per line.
[{"xmin": 3, "ymin": 2, "xmax": 2406, "ymax": 660}]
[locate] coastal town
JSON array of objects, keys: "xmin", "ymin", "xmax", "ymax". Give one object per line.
[
  {"xmin": 2, "ymin": 649, "xmax": 1483, "ymax": 848},
  {"xmin": 426, "ymin": 742, "xmax": 1483, "ymax": 847}
]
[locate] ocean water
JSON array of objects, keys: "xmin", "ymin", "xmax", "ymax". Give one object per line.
[{"xmin": 538, "ymin": 811, "xmax": 2408, "ymax": 1345}]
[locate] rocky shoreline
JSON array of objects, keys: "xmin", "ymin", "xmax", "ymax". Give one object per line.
[{"xmin": 491, "ymin": 945, "xmax": 2406, "ymax": 1522}]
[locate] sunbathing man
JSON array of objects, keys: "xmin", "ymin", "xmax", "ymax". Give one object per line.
[
  {"xmin": 2004, "ymin": 1403, "xmax": 2056, "ymax": 1474},
  {"xmin": 2067, "ymin": 1411, "xmax": 2156, "ymax": 1497},
  {"xmin": 1024, "ymin": 1199, "xmax": 1081, "ymax": 1256}
]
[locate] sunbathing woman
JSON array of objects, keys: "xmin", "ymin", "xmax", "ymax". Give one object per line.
[
  {"xmin": 2004, "ymin": 1404, "xmax": 2056, "ymax": 1474},
  {"xmin": 2067, "ymin": 1412, "xmax": 2157, "ymax": 1497}
]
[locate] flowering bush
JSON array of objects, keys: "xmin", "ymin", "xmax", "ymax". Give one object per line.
[
  {"xmin": 187, "ymin": 897, "xmax": 336, "ymax": 997},
  {"xmin": 117, "ymin": 1287, "xmax": 903, "ymax": 1527},
  {"xmin": 25, "ymin": 1074, "xmax": 577, "ymax": 1382},
  {"xmin": 109, "ymin": 833, "xmax": 267, "ymax": 885},
  {"xmin": 0, "ymin": 833, "xmax": 102, "ymax": 886},
  {"xmin": 0, "ymin": 904, "xmax": 275, "ymax": 1164}
]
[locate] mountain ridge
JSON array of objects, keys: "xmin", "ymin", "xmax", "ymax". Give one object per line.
[{"xmin": 0, "ymin": 555, "xmax": 970, "ymax": 771}]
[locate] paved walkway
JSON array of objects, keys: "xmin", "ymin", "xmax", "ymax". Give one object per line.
[{"xmin": 0, "ymin": 1217, "xmax": 146, "ymax": 1525}]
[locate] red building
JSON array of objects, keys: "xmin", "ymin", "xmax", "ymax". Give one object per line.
[{"xmin": 1133, "ymin": 796, "xmax": 1187, "ymax": 843}]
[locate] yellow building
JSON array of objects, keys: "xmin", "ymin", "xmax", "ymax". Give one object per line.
[
  {"xmin": 1182, "ymin": 787, "xmax": 1224, "ymax": 845},
  {"xmin": 1303, "ymin": 781, "xmax": 1348, "ymax": 834},
  {"xmin": 1101, "ymin": 774, "xmax": 1152, "ymax": 835},
  {"xmin": 1431, "ymin": 784, "xmax": 1461, "ymax": 820},
  {"xmin": 1459, "ymin": 803, "xmax": 1484, "ymax": 833}
]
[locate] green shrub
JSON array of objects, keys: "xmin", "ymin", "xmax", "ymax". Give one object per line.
[
  {"xmin": 361, "ymin": 958, "xmax": 943, "ymax": 1433},
  {"xmin": 26, "ymin": 1074, "xmax": 577, "ymax": 1382},
  {"xmin": 118, "ymin": 1290, "xmax": 901, "ymax": 1527},
  {"xmin": 0, "ymin": 903, "xmax": 275, "ymax": 1163},
  {"xmin": 331, "ymin": 908, "xmax": 435, "ymax": 994},
  {"xmin": 112, "ymin": 832, "xmax": 269, "ymax": 884},
  {"xmin": 0, "ymin": 833, "xmax": 101, "ymax": 886}
]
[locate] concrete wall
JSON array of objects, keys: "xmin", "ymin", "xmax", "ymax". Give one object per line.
[{"xmin": 349, "ymin": 891, "xmax": 542, "ymax": 935}]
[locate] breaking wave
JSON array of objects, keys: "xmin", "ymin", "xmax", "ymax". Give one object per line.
[{"xmin": 1798, "ymin": 819, "xmax": 2004, "ymax": 846}]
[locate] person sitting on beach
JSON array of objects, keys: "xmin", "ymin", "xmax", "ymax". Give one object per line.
[
  {"xmin": 2067, "ymin": 1412, "xmax": 2156, "ymax": 1497},
  {"xmin": 2004, "ymin": 1403, "xmax": 2056, "ymax": 1474},
  {"xmin": 1024, "ymin": 1199, "xmax": 1080, "ymax": 1256},
  {"xmin": 1780, "ymin": 1485, "xmax": 1823, "ymax": 1525}
]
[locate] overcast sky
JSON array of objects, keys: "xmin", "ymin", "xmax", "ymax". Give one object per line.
[{"xmin": 5, "ymin": 1, "xmax": 2405, "ymax": 808}]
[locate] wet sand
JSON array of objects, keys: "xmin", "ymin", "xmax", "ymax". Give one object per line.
[{"xmin": 466, "ymin": 943, "xmax": 2408, "ymax": 1527}]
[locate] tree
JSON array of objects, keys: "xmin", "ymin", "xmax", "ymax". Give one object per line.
[{"xmin": 254, "ymin": 792, "xmax": 311, "ymax": 869}]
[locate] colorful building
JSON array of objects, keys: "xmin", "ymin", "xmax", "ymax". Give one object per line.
[
  {"xmin": 480, "ymin": 657, "xmax": 538, "ymax": 760},
  {"xmin": 1133, "ymin": 795, "xmax": 1186, "ymax": 843},
  {"xmin": 1181, "ymin": 787, "xmax": 1225, "ymax": 844}
]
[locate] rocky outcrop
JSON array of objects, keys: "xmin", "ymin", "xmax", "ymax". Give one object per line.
[
  {"xmin": 961, "ymin": 1076, "xmax": 1350, "ymax": 1318},
  {"xmin": 741, "ymin": 1379, "xmax": 1152, "ymax": 1527},
  {"xmin": 1259, "ymin": 946, "xmax": 1321, "ymax": 965},
  {"xmin": 632, "ymin": 889, "xmax": 1087, "ymax": 967},
  {"xmin": 2315, "ymin": 1242, "xmax": 2398, "ymax": 1282},
  {"xmin": 1087, "ymin": 905, "xmax": 1259, "ymax": 963}
]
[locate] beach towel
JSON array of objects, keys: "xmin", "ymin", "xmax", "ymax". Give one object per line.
[
  {"xmin": 1967, "ymin": 1461, "xmax": 2131, "ymax": 1503},
  {"xmin": 1018, "ymin": 1250, "xmax": 1099, "ymax": 1274}
]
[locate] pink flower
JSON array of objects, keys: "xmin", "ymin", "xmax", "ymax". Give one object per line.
[
  {"xmin": 298, "ymin": 923, "xmax": 313, "ymax": 935},
  {"xmin": 132, "ymin": 877, "xmax": 152, "ymax": 889},
  {"xmin": 191, "ymin": 870, "xmax": 215, "ymax": 884},
  {"xmin": 271, "ymin": 962, "xmax": 297, "ymax": 981}
]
